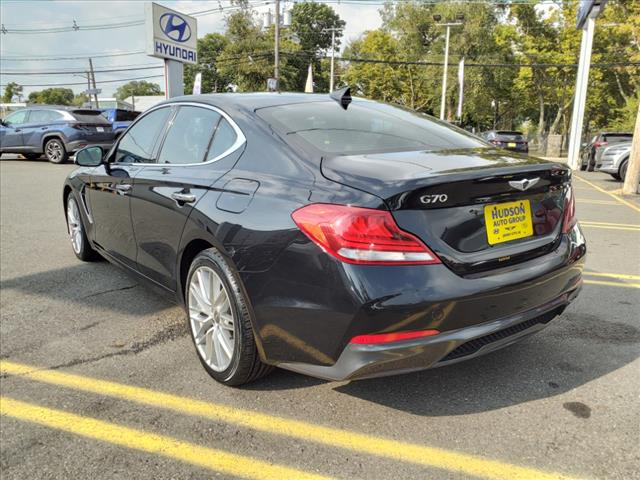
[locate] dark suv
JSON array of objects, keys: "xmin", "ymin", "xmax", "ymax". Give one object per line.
[
  {"xmin": 0, "ymin": 106, "xmax": 115, "ymax": 163},
  {"xmin": 100, "ymin": 108, "xmax": 141, "ymax": 139}
]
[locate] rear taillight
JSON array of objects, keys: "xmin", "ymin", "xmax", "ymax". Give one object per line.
[
  {"xmin": 593, "ymin": 141, "xmax": 608, "ymax": 148},
  {"xmin": 291, "ymin": 204, "xmax": 441, "ymax": 265},
  {"xmin": 350, "ymin": 329, "xmax": 440, "ymax": 345},
  {"xmin": 490, "ymin": 140, "xmax": 501, "ymax": 145},
  {"xmin": 562, "ymin": 186, "xmax": 577, "ymax": 234}
]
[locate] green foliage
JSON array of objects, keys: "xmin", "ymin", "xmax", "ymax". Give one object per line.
[
  {"xmin": 28, "ymin": 88, "xmax": 74, "ymax": 105},
  {"xmin": 3, "ymin": 82, "xmax": 23, "ymax": 103},
  {"xmin": 184, "ymin": 33, "xmax": 231, "ymax": 94},
  {"xmin": 114, "ymin": 81, "xmax": 163, "ymax": 101}
]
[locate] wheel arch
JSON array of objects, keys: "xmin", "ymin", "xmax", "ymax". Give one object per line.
[
  {"xmin": 42, "ymin": 133, "xmax": 66, "ymax": 152},
  {"xmin": 179, "ymin": 238, "xmax": 215, "ymax": 302},
  {"xmin": 618, "ymin": 155, "xmax": 630, "ymax": 176}
]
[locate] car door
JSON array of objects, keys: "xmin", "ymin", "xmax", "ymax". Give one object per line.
[
  {"xmin": 87, "ymin": 106, "xmax": 172, "ymax": 269},
  {"xmin": 0, "ymin": 109, "xmax": 30, "ymax": 149},
  {"xmin": 20, "ymin": 109, "xmax": 60, "ymax": 150},
  {"xmin": 130, "ymin": 104, "xmax": 245, "ymax": 290}
]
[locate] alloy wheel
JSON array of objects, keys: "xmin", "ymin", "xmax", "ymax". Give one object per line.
[
  {"xmin": 46, "ymin": 141, "xmax": 63, "ymax": 163},
  {"xmin": 66, "ymin": 197, "xmax": 83, "ymax": 255},
  {"xmin": 188, "ymin": 266, "xmax": 236, "ymax": 372}
]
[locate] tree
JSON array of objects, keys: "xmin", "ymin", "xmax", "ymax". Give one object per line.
[
  {"xmin": 290, "ymin": 2, "xmax": 345, "ymax": 91},
  {"xmin": 184, "ymin": 33, "xmax": 231, "ymax": 94},
  {"xmin": 28, "ymin": 88, "xmax": 74, "ymax": 105},
  {"xmin": 115, "ymin": 80, "xmax": 163, "ymax": 100},
  {"xmin": 3, "ymin": 82, "xmax": 23, "ymax": 103}
]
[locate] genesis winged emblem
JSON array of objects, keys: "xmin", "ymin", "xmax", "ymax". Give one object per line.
[{"xmin": 508, "ymin": 177, "xmax": 540, "ymax": 191}]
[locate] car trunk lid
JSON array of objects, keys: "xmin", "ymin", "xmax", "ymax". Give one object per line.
[{"xmin": 321, "ymin": 148, "xmax": 570, "ymax": 276}]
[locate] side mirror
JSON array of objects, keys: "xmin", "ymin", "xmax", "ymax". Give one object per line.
[{"xmin": 75, "ymin": 146, "xmax": 104, "ymax": 167}]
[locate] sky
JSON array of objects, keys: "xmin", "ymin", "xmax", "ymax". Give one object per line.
[{"xmin": 0, "ymin": 0, "xmax": 384, "ymax": 99}]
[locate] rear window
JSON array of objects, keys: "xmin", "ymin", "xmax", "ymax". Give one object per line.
[
  {"xmin": 256, "ymin": 100, "xmax": 485, "ymax": 155},
  {"xmin": 115, "ymin": 110, "xmax": 141, "ymax": 122},
  {"xmin": 603, "ymin": 134, "xmax": 632, "ymax": 142},
  {"xmin": 496, "ymin": 131, "xmax": 525, "ymax": 141},
  {"xmin": 70, "ymin": 110, "xmax": 110, "ymax": 124}
]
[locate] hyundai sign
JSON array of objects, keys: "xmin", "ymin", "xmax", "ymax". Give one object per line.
[{"xmin": 146, "ymin": 3, "xmax": 197, "ymax": 65}]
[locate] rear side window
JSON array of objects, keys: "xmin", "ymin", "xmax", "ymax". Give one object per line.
[
  {"xmin": 208, "ymin": 118, "xmax": 237, "ymax": 159},
  {"xmin": 115, "ymin": 107, "xmax": 171, "ymax": 164},
  {"xmin": 257, "ymin": 101, "xmax": 485, "ymax": 155},
  {"xmin": 29, "ymin": 110, "xmax": 64, "ymax": 123},
  {"xmin": 157, "ymin": 106, "xmax": 221, "ymax": 165}
]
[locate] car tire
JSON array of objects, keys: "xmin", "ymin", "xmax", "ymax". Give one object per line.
[
  {"xmin": 619, "ymin": 159, "xmax": 628, "ymax": 182},
  {"xmin": 23, "ymin": 153, "xmax": 41, "ymax": 160},
  {"xmin": 580, "ymin": 164, "xmax": 587, "ymax": 171},
  {"xmin": 66, "ymin": 193, "xmax": 99, "ymax": 262},
  {"xmin": 610, "ymin": 173, "xmax": 621, "ymax": 181},
  {"xmin": 44, "ymin": 138, "xmax": 68, "ymax": 164},
  {"xmin": 186, "ymin": 248, "xmax": 273, "ymax": 386}
]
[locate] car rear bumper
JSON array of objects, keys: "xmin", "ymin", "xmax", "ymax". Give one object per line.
[
  {"xmin": 265, "ymin": 224, "xmax": 586, "ymax": 381},
  {"xmin": 279, "ymin": 286, "xmax": 580, "ymax": 381}
]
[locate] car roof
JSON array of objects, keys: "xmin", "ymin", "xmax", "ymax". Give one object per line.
[{"xmin": 156, "ymin": 92, "xmax": 359, "ymax": 111}]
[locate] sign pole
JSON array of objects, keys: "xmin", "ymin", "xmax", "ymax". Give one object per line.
[
  {"xmin": 567, "ymin": 16, "xmax": 595, "ymax": 169},
  {"xmin": 164, "ymin": 59, "xmax": 184, "ymax": 99}
]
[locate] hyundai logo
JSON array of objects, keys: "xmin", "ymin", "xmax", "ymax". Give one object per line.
[{"xmin": 159, "ymin": 13, "xmax": 191, "ymax": 43}]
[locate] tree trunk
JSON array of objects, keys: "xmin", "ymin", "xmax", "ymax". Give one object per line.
[
  {"xmin": 622, "ymin": 101, "xmax": 640, "ymax": 195},
  {"xmin": 550, "ymin": 95, "xmax": 574, "ymax": 135}
]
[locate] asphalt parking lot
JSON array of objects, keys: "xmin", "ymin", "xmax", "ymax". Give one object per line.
[{"xmin": 1, "ymin": 155, "xmax": 639, "ymax": 480}]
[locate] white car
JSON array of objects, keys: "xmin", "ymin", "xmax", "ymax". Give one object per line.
[{"xmin": 597, "ymin": 142, "xmax": 632, "ymax": 181}]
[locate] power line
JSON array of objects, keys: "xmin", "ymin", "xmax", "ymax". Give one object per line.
[
  {"xmin": 0, "ymin": 65, "xmax": 164, "ymax": 75},
  {"xmin": 0, "ymin": 51, "xmax": 147, "ymax": 62},
  {"xmin": 0, "ymin": 1, "xmax": 271, "ymax": 35},
  {"xmin": 0, "ymin": 74, "xmax": 164, "ymax": 88}
]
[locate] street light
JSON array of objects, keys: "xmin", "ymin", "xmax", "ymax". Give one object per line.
[{"xmin": 434, "ymin": 15, "xmax": 463, "ymax": 121}]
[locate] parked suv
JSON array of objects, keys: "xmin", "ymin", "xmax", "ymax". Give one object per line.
[
  {"xmin": 580, "ymin": 132, "xmax": 633, "ymax": 171},
  {"xmin": 597, "ymin": 142, "xmax": 632, "ymax": 181},
  {"xmin": 482, "ymin": 131, "xmax": 529, "ymax": 153},
  {"xmin": 100, "ymin": 108, "xmax": 140, "ymax": 139},
  {"xmin": 0, "ymin": 106, "xmax": 115, "ymax": 163}
]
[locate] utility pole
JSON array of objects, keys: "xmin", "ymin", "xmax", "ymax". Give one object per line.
[
  {"xmin": 323, "ymin": 27, "xmax": 343, "ymax": 92},
  {"xmin": 330, "ymin": 29, "xmax": 335, "ymax": 92},
  {"xmin": 434, "ymin": 15, "xmax": 463, "ymax": 121},
  {"xmin": 274, "ymin": 0, "xmax": 280, "ymax": 88},
  {"xmin": 86, "ymin": 72, "xmax": 91, "ymax": 108},
  {"xmin": 88, "ymin": 58, "xmax": 99, "ymax": 108}
]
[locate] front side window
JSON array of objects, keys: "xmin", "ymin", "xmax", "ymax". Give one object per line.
[
  {"xmin": 257, "ymin": 100, "xmax": 486, "ymax": 155},
  {"xmin": 3, "ymin": 110, "xmax": 28, "ymax": 126},
  {"xmin": 115, "ymin": 107, "xmax": 171, "ymax": 164},
  {"xmin": 157, "ymin": 106, "xmax": 221, "ymax": 165}
]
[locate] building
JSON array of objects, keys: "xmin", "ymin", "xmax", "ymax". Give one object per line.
[{"xmin": 124, "ymin": 95, "xmax": 165, "ymax": 111}]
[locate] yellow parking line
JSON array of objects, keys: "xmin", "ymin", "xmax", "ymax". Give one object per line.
[
  {"xmin": 584, "ymin": 272, "xmax": 640, "ymax": 281},
  {"xmin": 574, "ymin": 175, "xmax": 640, "ymax": 213},
  {"xmin": 0, "ymin": 397, "xmax": 331, "ymax": 480},
  {"xmin": 577, "ymin": 199, "xmax": 621, "ymax": 205},
  {"xmin": 583, "ymin": 280, "xmax": 640, "ymax": 289},
  {"xmin": 580, "ymin": 223, "xmax": 640, "ymax": 232},
  {"xmin": 0, "ymin": 361, "xmax": 579, "ymax": 480},
  {"xmin": 580, "ymin": 221, "xmax": 640, "ymax": 227}
]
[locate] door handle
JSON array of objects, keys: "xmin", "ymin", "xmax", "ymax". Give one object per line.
[
  {"xmin": 171, "ymin": 192, "xmax": 196, "ymax": 204},
  {"xmin": 115, "ymin": 184, "xmax": 132, "ymax": 194}
]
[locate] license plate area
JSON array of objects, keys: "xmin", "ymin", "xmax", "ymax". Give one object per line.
[
  {"xmin": 508, "ymin": 142, "xmax": 516, "ymax": 148},
  {"xmin": 484, "ymin": 200, "xmax": 533, "ymax": 245}
]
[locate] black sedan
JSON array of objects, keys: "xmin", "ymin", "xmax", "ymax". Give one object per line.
[{"xmin": 64, "ymin": 91, "xmax": 585, "ymax": 385}]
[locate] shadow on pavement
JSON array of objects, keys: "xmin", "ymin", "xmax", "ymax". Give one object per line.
[{"xmin": 0, "ymin": 263, "xmax": 175, "ymax": 316}]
